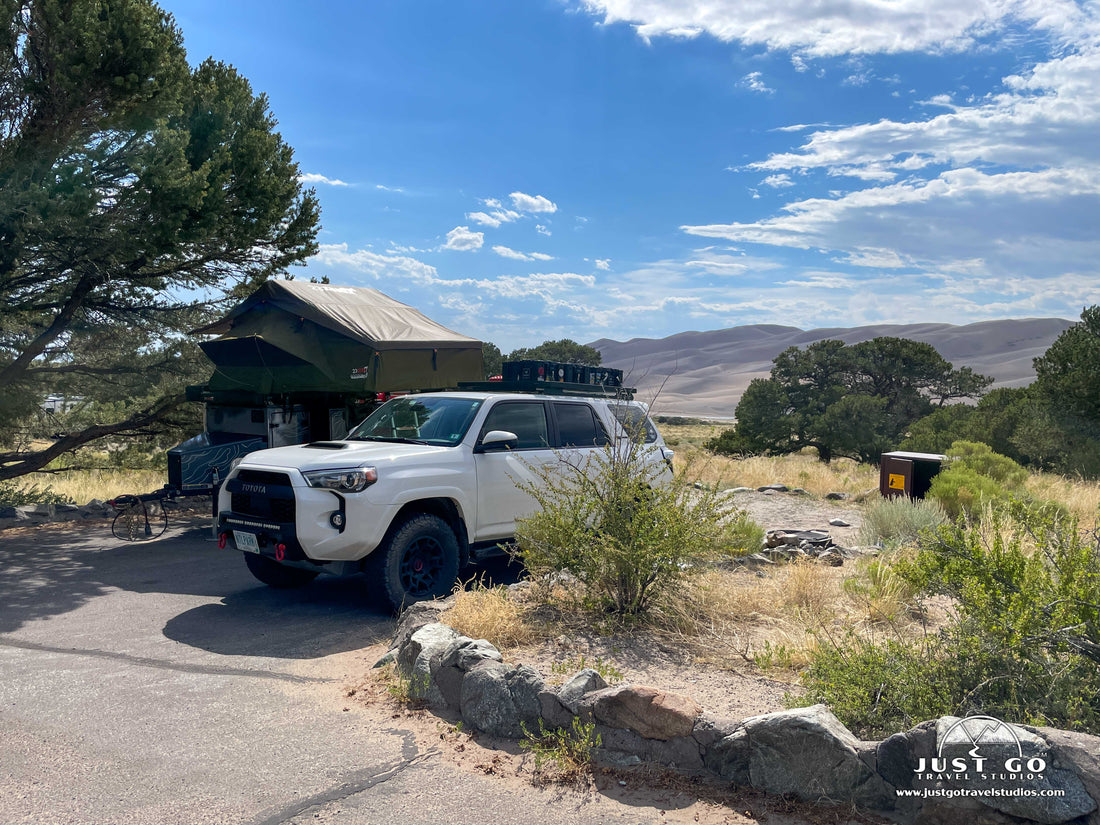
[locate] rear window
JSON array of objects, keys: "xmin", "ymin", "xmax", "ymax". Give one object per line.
[
  {"xmin": 553, "ymin": 402, "xmax": 609, "ymax": 448},
  {"xmin": 610, "ymin": 404, "xmax": 659, "ymax": 444}
]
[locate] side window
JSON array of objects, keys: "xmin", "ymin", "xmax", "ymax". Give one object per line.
[
  {"xmin": 479, "ymin": 402, "xmax": 549, "ymax": 449},
  {"xmin": 553, "ymin": 402, "xmax": 608, "ymax": 448}
]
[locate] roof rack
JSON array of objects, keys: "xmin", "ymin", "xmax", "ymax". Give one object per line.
[{"xmin": 456, "ymin": 380, "xmax": 635, "ymax": 400}]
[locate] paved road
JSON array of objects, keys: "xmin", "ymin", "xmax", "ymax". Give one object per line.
[{"xmin": 0, "ymin": 519, "xmax": 737, "ymax": 825}]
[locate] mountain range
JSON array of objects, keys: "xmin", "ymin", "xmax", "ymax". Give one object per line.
[{"xmin": 589, "ymin": 318, "xmax": 1074, "ymax": 419}]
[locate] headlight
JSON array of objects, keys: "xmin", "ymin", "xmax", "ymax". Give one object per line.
[{"xmin": 302, "ymin": 466, "xmax": 378, "ymax": 493}]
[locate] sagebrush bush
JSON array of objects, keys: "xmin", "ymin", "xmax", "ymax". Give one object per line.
[
  {"xmin": 859, "ymin": 497, "xmax": 947, "ymax": 547},
  {"xmin": 799, "ymin": 503, "xmax": 1100, "ymax": 737},
  {"xmin": 514, "ymin": 442, "xmax": 730, "ymax": 617},
  {"xmin": 928, "ymin": 465, "xmax": 1009, "ymax": 518},
  {"xmin": 928, "ymin": 440, "xmax": 1030, "ymax": 518},
  {"xmin": 945, "ymin": 440, "xmax": 1029, "ymax": 488}
]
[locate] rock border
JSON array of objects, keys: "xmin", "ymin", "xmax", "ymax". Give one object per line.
[{"xmin": 383, "ymin": 603, "xmax": 1100, "ymax": 825}]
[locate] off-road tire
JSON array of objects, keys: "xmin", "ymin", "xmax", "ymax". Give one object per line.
[
  {"xmin": 364, "ymin": 514, "xmax": 460, "ymax": 613},
  {"xmin": 243, "ymin": 552, "xmax": 320, "ymax": 589}
]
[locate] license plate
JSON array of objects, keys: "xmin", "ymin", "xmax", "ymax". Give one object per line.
[{"xmin": 234, "ymin": 531, "xmax": 260, "ymax": 553}]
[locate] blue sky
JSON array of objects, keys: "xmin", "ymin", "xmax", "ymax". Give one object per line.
[{"xmin": 164, "ymin": 0, "xmax": 1100, "ymax": 351}]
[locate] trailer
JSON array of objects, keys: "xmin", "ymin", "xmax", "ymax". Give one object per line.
[{"xmin": 167, "ymin": 280, "xmax": 483, "ymax": 495}]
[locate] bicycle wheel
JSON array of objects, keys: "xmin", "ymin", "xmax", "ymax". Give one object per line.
[{"xmin": 111, "ymin": 498, "xmax": 169, "ymax": 541}]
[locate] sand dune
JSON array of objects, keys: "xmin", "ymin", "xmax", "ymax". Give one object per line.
[{"xmin": 590, "ymin": 318, "xmax": 1073, "ymax": 419}]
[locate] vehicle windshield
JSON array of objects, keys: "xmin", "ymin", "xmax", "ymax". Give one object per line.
[{"xmin": 347, "ymin": 396, "xmax": 483, "ymax": 447}]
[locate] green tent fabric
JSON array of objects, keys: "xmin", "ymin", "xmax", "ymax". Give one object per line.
[{"xmin": 192, "ymin": 281, "xmax": 483, "ymax": 394}]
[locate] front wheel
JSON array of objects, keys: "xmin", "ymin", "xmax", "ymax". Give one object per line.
[
  {"xmin": 365, "ymin": 514, "xmax": 460, "ymax": 612},
  {"xmin": 243, "ymin": 552, "xmax": 320, "ymax": 589}
]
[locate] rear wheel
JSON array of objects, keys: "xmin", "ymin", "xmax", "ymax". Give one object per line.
[
  {"xmin": 365, "ymin": 514, "xmax": 460, "ymax": 612},
  {"xmin": 243, "ymin": 552, "xmax": 320, "ymax": 589}
]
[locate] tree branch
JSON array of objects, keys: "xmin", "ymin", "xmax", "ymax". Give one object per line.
[{"xmin": 0, "ymin": 393, "xmax": 185, "ymax": 480}]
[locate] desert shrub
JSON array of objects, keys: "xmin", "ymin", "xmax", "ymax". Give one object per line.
[
  {"xmin": 927, "ymin": 465, "xmax": 1009, "ymax": 519},
  {"xmin": 842, "ymin": 556, "xmax": 919, "ymax": 623},
  {"xmin": 717, "ymin": 509, "xmax": 766, "ymax": 558},
  {"xmin": 927, "ymin": 442, "xmax": 1029, "ymax": 519},
  {"xmin": 520, "ymin": 717, "xmax": 602, "ymax": 782},
  {"xmin": 514, "ymin": 442, "xmax": 728, "ymax": 618},
  {"xmin": 859, "ymin": 497, "xmax": 947, "ymax": 547},
  {"xmin": 927, "ymin": 440, "xmax": 1033, "ymax": 518},
  {"xmin": 798, "ymin": 503, "xmax": 1100, "ymax": 737},
  {"xmin": 946, "ymin": 440, "xmax": 1029, "ymax": 487}
]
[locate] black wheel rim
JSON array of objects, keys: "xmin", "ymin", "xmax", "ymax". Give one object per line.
[{"xmin": 398, "ymin": 535, "xmax": 445, "ymax": 596}]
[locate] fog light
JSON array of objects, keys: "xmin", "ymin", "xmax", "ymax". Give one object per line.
[{"xmin": 330, "ymin": 511, "xmax": 346, "ymax": 529}]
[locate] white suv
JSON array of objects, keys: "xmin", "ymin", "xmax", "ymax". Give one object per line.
[{"xmin": 217, "ymin": 391, "xmax": 673, "ymax": 610}]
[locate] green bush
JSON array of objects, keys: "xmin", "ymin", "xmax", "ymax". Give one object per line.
[
  {"xmin": 514, "ymin": 443, "xmax": 729, "ymax": 617},
  {"xmin": 0, "ymin": 480, "xmax": 69, "ymax": 507},
  {"xmin": 859, "ymin": 497, "xmax": 947, "ymax": 548},
  {"xmin": 718, "ymin": 509, "xmax": 766, "ymax": 558},
  {"xmin": 946, "ymin": 440, "xmax": 1028, "ymax": 487},
  {"xmin": 927, "ymin": 440, "xmax": 1030, "ymax": 518},
  {"xmin": 798, "ymin": 504, "xmax": 1100, "ymax": 737},
  {"xmin": 927, "ymin": 465, "xmax": 1010, "ymax": 519}
]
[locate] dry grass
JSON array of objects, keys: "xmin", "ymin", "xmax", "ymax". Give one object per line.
[
  {"xmin": 659, "ymin": 423, "xmax": 879, "ymax": 497},
  {"xmin": 1026, "ymin": 471, "xmax": 1100, "ymax": 528},
  {"xmin": 12, "ymin": 468, "xmax": 165, "ymax": 504},
  {"xmin": 442, "ymin": 583, "xmax": 544, "ymax": 649}
]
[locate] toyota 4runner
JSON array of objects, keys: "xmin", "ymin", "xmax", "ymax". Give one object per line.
[{"xmin": 217, "ymin": 390, "xmax": 673, "ymax": 610}]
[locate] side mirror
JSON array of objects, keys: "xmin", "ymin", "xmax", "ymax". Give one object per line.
[{"xmin": 475, "ymin": 430, "xmax": 518, "ymax": 453}]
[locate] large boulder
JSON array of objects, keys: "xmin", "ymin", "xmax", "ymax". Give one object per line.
[
  {"xmin": 461, "ymin": 662, "xmax": 544, "ymax": 738},
  {"xmin": 1035, "ymin": 727, "xmax": 1100, "ymax": 825},
  {"xmin": 395, "ymin": 622, "xmax": 461, "ymax": 706},
  {"xmin": 430, "ymin": 637, "xmax": 503, "ymax": 710},
  {"xmin": 577, "ymin": 684, "xmax": 700, "ymax": 741},
  {"xmin": 935, "ymin": 716, "xmax": 1097, "ymax": 824},
  {"xmin": 538, "ymin": 668, "xmax": 609, "ymax": 730},
  {"xmin": 705, "ymin": 704, "xmax": 892, "ymax": 809}
]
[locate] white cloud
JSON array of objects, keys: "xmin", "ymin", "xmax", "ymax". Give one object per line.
[
  {"xmin": 443, "ymin": 226, "xmax": 484, "ymax": 252},
  {"xmin": 375, "ymin": 183, "xmax": 405, "ymax": 193},
  {"xmin": 739, "ymin": 71, "xmax": 774, "ymax": 94},
  {"xmin": 576, "ymin": 0, "xmax": 1086, "ymax": 58},
  {"xmin": 298, "ymin": 173, "xmax": 349, "ymax": 187},
  {"xmin": 311, "ymin": 244, "xmax": 439, "ymax": 282},
  {"xmin": 467, "ymin": 209, "xmax": 522, "ymax": 228},
  {"xmin": 595, "ymin": 258, "xmax": 611, "ymax": 270},
  {"xmin": 492, "ymin": 245, "xmax": 555, "ymax": 262},
  {"xmin": 762, "ymin": 173, "xmax": 795, "ymax": 188},
  {"xmin": 683, "ymin": 165, "xmax": 1100, "ymax": 279},
  {"xmin": 536, "ymin": 224, "xmax": 552, "ymax": 236},
  {"xmin": 509, "ymin": 192, "xmax": 558, "ymax": 213}
]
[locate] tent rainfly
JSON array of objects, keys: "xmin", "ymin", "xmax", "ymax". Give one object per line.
[{"xmin": 191, "ymin": 281, "xmax": 483, "ymax": 394}]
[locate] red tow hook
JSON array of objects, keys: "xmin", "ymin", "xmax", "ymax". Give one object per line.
[
  {"xmin": 275, "ymin": 543, "xmax": 286, "ymax": 561},
  {"xmin": 217, "ymin": 532, "xmax": 227, "ymax": 549}
]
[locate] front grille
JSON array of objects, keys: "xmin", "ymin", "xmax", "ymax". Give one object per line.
[
  {"xmin": 236, "ymin": 469, "xmax": 292, "ymax": 487},
  {"xmin": 230, "ymin": 491, "xmax": 296, "ymax": 523}
]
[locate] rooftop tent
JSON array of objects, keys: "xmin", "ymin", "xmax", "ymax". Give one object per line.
[{"xmin": 191, "ymin": 281, "xmax": 483, "ymax": 394}]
